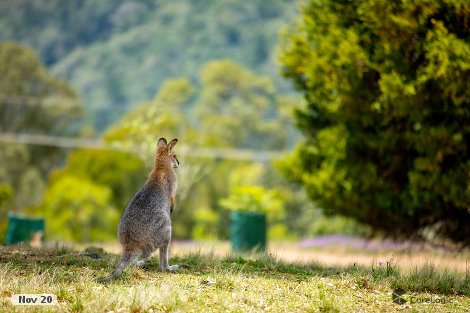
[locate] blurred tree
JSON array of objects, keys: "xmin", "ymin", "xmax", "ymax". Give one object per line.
[
  {"xmin": 0, "ymin": 42, "xmax": 82, "ymax": 210},
  {"xmin": 48, "ymin": 149, "xmax": 147, "ymax": 208},
  {"xmin": 196, "ymin": 59, "xmax": 295, "ymax": 149},
  {"xmin": 32, "ymin": 149, "xmax": 146, "ymax": 242},
  {"xmin": 0, "ymin": 42, "xmax": 81, "ymax": 134},
  {"xmin": 279, "ymin": 0, "xmax": 470, "ymax": 244},
  {"xmin": 104, "ymin": 78, "xmax": 195, "ymax": 146},
  {"xmin": 36, "ymin": 175, "xmax": 117, "ymax": 242}
]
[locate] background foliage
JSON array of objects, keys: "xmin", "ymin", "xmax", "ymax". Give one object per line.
[{"xmin": 0, "ymin": 0, "xmax": 299, "ymax": 130}]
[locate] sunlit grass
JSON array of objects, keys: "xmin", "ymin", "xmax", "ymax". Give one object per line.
[{"xmin": 0, "ymin": 246, "xmax": 468, "ymax": 312}]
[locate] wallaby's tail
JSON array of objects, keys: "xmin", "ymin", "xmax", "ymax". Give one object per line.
[{"xmin": 96, "ymin": 251, "xmax": 139, "ymax": 283}]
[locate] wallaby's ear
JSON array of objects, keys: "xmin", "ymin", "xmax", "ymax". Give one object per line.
[
  {"xmin": 157, "ymin": 138, "xmax": 167, "ymax": 149},
  {"xmin": 167, "ymin": 138, "xmax": 178, "ymax": 151}
]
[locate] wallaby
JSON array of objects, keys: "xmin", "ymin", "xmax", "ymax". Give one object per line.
[{"xmin": 98, "ymin": 138, "xmax": 180, "ymax": 283}]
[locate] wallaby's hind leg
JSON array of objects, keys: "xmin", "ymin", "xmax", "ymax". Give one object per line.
[
  {"xmin": 97, "ymin": 250, "xmax": 140, "ymax": 283},
  {"xmin": 159, "ymin": 245, "xmax": 179, "ymax": 271},
  {"xmin": 135, "ymin": 250, "xmax": 152, "ymax": 267}
]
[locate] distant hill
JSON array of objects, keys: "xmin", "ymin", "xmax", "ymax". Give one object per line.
[{"xmin": 0, "ymin": 0, "xmax": 299, "ymax": 130}]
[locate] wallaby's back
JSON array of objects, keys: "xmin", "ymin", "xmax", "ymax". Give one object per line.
[{"xmin": 118, "ymin": 178, "xmax": 172, "ymax": 252}]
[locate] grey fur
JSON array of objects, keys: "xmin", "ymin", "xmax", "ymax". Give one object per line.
[{"xmin": 97, "ymin": 138, "xmax": 179, "ymax": 283}]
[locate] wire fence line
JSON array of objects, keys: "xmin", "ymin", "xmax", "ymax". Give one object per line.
[{"xmin": 0, "ymin": 132, "xmax": 284, "ymax": 161}]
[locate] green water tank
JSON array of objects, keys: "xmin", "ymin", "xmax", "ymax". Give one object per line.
[
  {"xmin": 230, "ymin": 211, "xmax": 266, "ymax": 252},
  {"xmin": 4, "ymin": 213, "xmax": 45, "ymax": 245}
]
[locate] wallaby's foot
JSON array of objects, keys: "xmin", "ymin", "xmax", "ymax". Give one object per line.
[
  {"xmin": 166, "ymin": 264, "xmax": 179, "ymax": 271},
  {"xmin": 97, "ymin": 251, "xmax": 138, "ymax": 283},
  {"xmin": 135, "ymin": 260, "xmax": 146, "ymax": 267}
]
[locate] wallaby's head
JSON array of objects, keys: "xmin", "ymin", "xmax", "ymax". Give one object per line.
[{"xmin": 156, "ymin": 138, "xmax": 179, "ymax": 169}]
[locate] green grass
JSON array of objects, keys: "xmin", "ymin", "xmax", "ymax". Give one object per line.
[{"xmin": 0, "ymin": 246, "xmax": 468, "ymax": 312}]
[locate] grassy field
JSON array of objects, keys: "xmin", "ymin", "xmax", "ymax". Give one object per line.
[{"xmin": 0, "ymin": 245, "xmax": 469, "ymax": 312}]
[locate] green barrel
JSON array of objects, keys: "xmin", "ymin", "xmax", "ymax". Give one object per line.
[
  {"xmin": 4, "ymin": 213, "xmax": 45, "ymax": 245},
  {"xmin": 230, "ymin": 212, "xmax": 266, "ymax": 252}
]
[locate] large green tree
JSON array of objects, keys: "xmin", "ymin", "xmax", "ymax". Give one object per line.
[{"xmin": 279, "ymin": 0, "xmax": 469, "ymax": 244}]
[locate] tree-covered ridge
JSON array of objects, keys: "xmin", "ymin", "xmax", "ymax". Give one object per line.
[
  {"xmin": 0, "ymin": 0, "xmax": 299, "ymax": 129},
  {"xmin": 0, "ymin": 0, "xmax": 156, "ymax": 66},
  {"xmin": 279, "ymin": 0, "xmax": 470, "ymax": 244}
]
